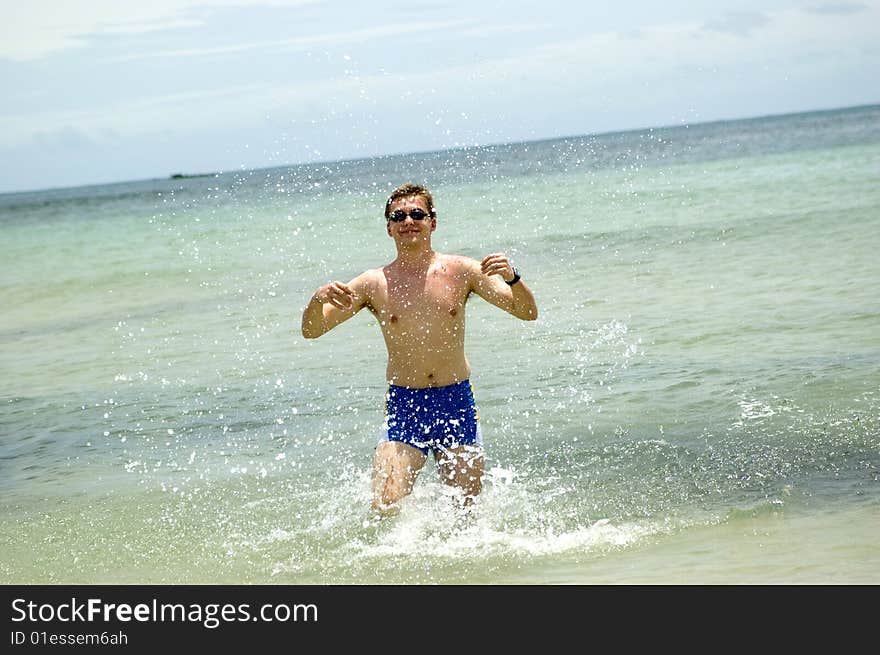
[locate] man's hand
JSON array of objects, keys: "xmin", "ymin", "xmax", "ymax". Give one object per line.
[
  {"xmin": 303, "ymin": 277, "xmax": 366, "ymax": 338},
  {"xmin": 314, "ymin": 281, "xmax": 355, "ymax": 309},
  {"xmin": 480, "ymin": 253, "xmax": 516, "ymax": 283}
]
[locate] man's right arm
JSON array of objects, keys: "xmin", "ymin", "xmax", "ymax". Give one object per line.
[{"xmin": 301, "ymin": 274, "xmax": 371, "ymax": 339}]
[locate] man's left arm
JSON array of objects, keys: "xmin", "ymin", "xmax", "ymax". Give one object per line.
[{"xmin": 470, "ymin": 253, "xmax": 538, "ymax": 321}]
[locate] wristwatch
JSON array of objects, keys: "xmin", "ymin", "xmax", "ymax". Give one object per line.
[{"xmin": 505, "ymin": 267, "xmax": 521, "ymax": 286}]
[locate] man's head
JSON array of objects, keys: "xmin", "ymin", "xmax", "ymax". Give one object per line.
[
  {"xmin": 384, "ymin": 183, "xmax": 437, "ymax": 244},
  {"xmin": 384, "ymin": 183, "xmax": 436, "ymax": 221}
]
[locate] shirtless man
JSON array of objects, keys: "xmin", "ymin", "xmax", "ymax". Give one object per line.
[{"xmin": 301, "ymin": 183, "xmax": 538, "ymax": 514}]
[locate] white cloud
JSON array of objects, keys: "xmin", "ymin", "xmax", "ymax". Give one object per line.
[
  {"xmin": 455, "ymin": 22, "xmax": 546, "ymax": 39},
  {"xmin": 4, "ymin": 1, "xmax": 878, "ymax": 149},
  {"xmin": 703, "ymin": 11, "xmax": 770, "ymax": 36},
  {"xmin": 806, "ymin": 2, "xmax": 868, "ymax": 15},
  {"xmin": 0, "ymin": 82, "xmax": 270, "ymax": 148},
  {"xmin": 113, "ymin": 20, "xmax": 470, "ymax": 61},
  {"xmin": 475, "ymin": 2, "xmax": 880, "ymax": 83},
  {"xmin": 0, "ymin": 0, "xmax": 320, "ymax": 61}
]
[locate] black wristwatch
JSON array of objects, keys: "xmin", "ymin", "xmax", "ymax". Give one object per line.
[{"xmin": 505, "ymin": 267, "xmax": 521, "ymax": 286}]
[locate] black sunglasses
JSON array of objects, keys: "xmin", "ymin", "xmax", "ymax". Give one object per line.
[{"xmin": 388, "ymin": 208, "xmax": 431, "ymax": 222}]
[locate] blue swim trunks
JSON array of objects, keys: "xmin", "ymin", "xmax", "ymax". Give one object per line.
[{"xmin": 378, "ymin": 380, "xmax": 482, "ymax": 455}]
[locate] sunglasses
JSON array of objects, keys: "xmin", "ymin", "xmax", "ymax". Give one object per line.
[{"xmin": 388, "ymin": 208, "xmax": 431, "ymax": 222}]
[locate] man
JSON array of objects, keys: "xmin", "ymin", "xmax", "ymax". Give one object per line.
[{"xmin": 301, "ymin": 183, "xmax": 537, "ymax": 515}]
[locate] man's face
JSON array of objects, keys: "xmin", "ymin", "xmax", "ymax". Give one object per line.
[{"xmin": 386, "ymin": 195, "xmax": 436, "ymax": 243}]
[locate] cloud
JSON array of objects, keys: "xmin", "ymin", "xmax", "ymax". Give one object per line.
[
  {"xmin": 5, "ymin": 1, "xmax": 879, "ymax": 148},
  {"xmin": 806, "ymin": 2, "xmax": 867, "ymax": 15},
  {"xmin": 455, "ymin": 22, "xmax": 545, "ymax": 39},
  {"xmin": 114, "ymin": 20, "xmax": 470, "ymax": 61},
  {"xmin": 0, "ymin": 0, "xmax": 320, "ymax": 61},
  {"xmin": 703, "ymin": 11, "xmax": 770, "ymax": 36},
  {"xmin": 32, "ymin": 125, "xmax": 95, "ymax": 150}
]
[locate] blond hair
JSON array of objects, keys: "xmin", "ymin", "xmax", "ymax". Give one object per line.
[{"xmin": 384, "ymin": 183, "xmax": 436, "ymax": 219}]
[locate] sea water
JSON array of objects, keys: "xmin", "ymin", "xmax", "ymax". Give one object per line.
[{"xmin": 1, "ymin": 104, "xmax": 878, "ymax": 583}]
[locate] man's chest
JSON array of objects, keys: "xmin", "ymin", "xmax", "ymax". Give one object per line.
[{"xmin": 372, "ymin": 271, "xmax": 469, "ymax": 323}]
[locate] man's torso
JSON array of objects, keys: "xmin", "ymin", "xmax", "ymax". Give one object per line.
[{"xmin": 364, "ymin": 253, "xmax": 473, "ymax": 388}]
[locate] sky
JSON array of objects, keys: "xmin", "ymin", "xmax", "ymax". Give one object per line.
[{"xmin": 1, "ymin": 0, "xmax": 878, "ymax": 193}]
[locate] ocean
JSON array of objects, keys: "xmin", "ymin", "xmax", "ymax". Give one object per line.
[{"xmin": 1, "ymin": 104, "xmax": 878, "ymax": 584}]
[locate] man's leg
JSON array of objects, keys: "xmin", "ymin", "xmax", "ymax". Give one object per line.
[
  {"xmin": 435, "ymin": 445, "xmax": 484, "ymax": 506},
  {"xmin": 371, "ymin": 440, "xmax": 427, "ymax": 515}
]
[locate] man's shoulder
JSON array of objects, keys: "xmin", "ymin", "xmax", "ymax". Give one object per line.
[
  {"xmin": 353, "ymin": 266, "xmax": 385, "ymax": 281},
  {"xmin": 349, "ymin": 268, "xmax": 385, "ymax": 296},
  {"xmin": 437, "ymin": 252, "xmax": 479, "ymax": 271}
]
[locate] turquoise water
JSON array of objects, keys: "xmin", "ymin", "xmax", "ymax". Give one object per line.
[{"xmin": 1, "ymin": 105, "xmax": 879, "ymax": 583}]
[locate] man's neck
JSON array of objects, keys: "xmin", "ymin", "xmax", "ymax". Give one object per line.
[{"xmin": 393, "ymin": 244, "xmax": 436, "ymax": 270}]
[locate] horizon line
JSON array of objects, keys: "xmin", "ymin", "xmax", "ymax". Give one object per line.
[{"xmin": 4, "ymin": 100, "xmax": 877, "ymax": 197}]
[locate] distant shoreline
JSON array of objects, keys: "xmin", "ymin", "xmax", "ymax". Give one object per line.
[{"xmin": 169, "ymin": 172, "xmax": 216, "ymax": 180}]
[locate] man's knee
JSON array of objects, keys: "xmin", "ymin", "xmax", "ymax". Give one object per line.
[
  {"xmin": 374, "ymin": 468, "xmax": 412, "ymax": 502},
  {"xmin": 371, "ymin": 441, "xmax": 426, "ymax": 510},
  {"xmin": 436, "ymin": 446, "xmax": 484, "ymax": 492}
]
